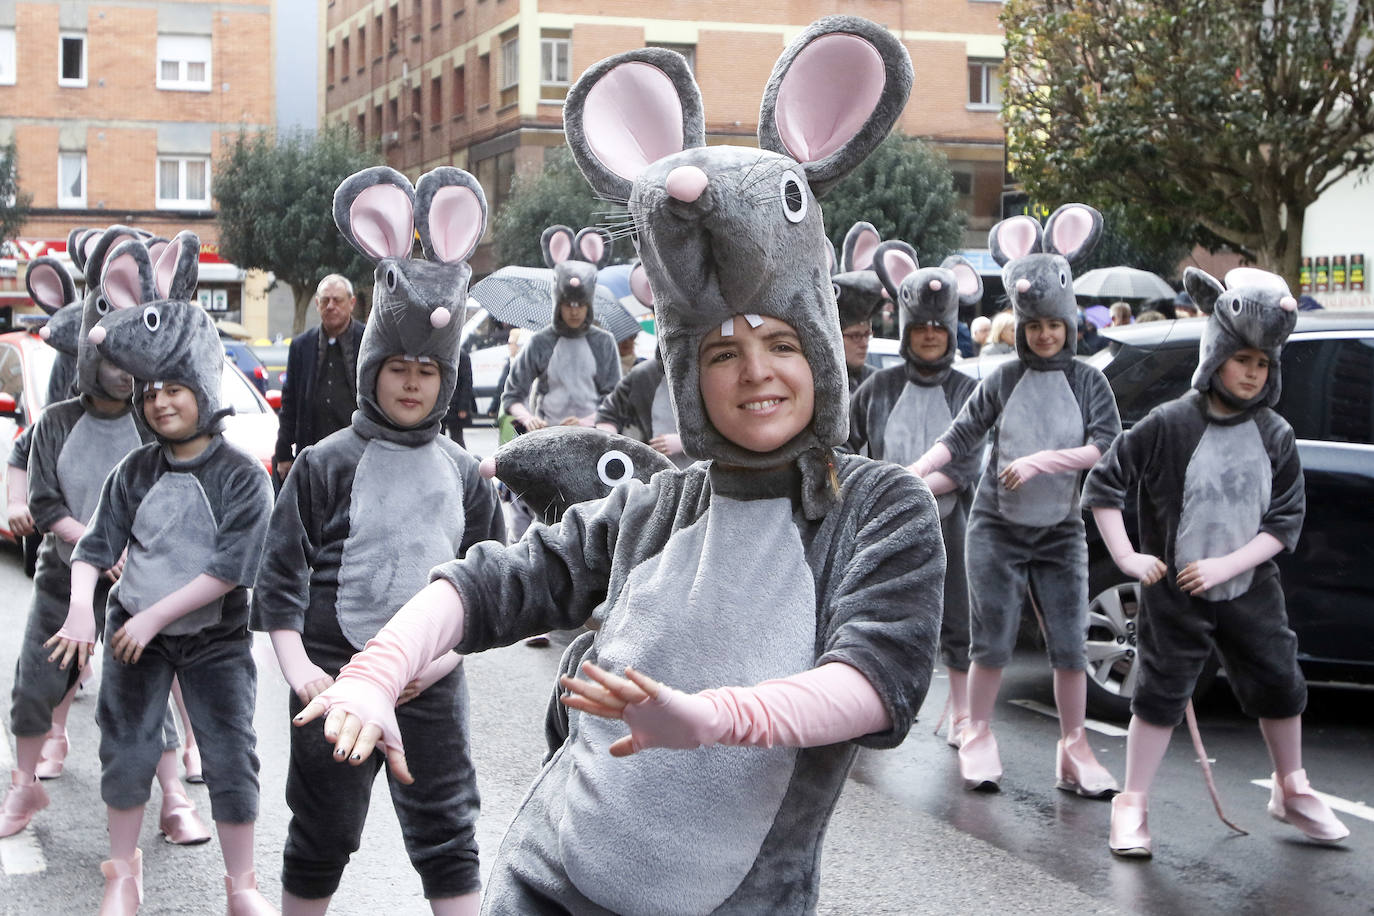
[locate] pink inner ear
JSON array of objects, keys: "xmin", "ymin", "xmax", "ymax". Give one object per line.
[
  {"xmin": 28, "ymin": 266, "xmax": 64, "ymax": 311},
  {"xmin": 1049, "ymin": 207, "xmax": 1094, "ymax": 256},
  {"xmin": 427, "ymin": 185, "xmax": 483, "ymax": 263},
  {"xmin": 579, "ymin": 232, "xmax": 605, "ymax": 263},
  {"xmin": 549, "ymin": 233, "xmax": 572, "ymax": 265},
  {"xmin": 351, "ymin": 184, "xmax": 415, "ymax": 259},
  {"xmin": 952, "ymin": 263, "xmax": 979, "ymax": 296},
  {"xmin": 103, "ymin": 253, "xmax": 145, "ymax": 311},
  {"xmin": 629, "ymin": 264, "xmax": 655, "ymax": 306},
  {"xmin": 774, "ymin": 33, "xmax": 885, "ymax": 163},
  {"xmin": 583, "ymin": 61, "xmax": 686, "ymax": 182},
  {"xmin": 997, "ymin": 217, "xmax": 1040, "ymax": 260},
  {"xmin": 83, "ymin": 233, "xmax": 102, "ymax": 261},
  {"xmin": 153, "ymin": 240, "xmax": 181, "ymax": 298},
  {"xmin": 882, "ymin": 248, "xmax": 918, "ymax": 288},
  {"xmin": 851, "ymin": 229, "xmax": 880, "ymax": 271}
]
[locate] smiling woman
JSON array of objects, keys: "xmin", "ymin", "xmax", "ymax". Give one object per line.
[{"xmin": 698, "ymin": 315, "xmax": 816, "ymax": 455}]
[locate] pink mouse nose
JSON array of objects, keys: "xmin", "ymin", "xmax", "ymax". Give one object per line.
[
  {"xmin": 1279, "ymin": 296, "xmax": 1297, "ymax": 312},
  {"xmin": 568, "ymin": 277, "xmax": 581, "ymax": 288},
  {"xmin": 929, "ymin": 279, "xmax": 943, "ymax": 292},
  {"xmin": 478, "ymin": 456, "xmax": 496, "ymax": 480},
  {"xmin": 88, "ymin": 325, "xmax": 107, "ymax": 345},
  {"xmin": 430, "ymin": 307, "xmax": 451, "ymax": 329},
  {"xmin": 39, "ymin": 326, "xmax": 51, "ymax": 340},
  {"xmin": 666, "ymin": 165, "xmax": 709, "ymax": 203},
  {"xmin": 1016, "ymin": 279, "xmax": 1032, "ymax": 294}
]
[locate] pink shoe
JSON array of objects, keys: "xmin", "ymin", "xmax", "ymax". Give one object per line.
[
  {"xmin": 1109, "ymin": 791, "xmax": 1152, "ymax": 858},
  {"xmin": 958, "ymin": 721, "xmax": 1002, "ymax": 791},
  {"xmin": 1056, "ymin": 727, "xmax": 1119, "ymax": 798},
  {"xmin": 946, "ymin": 712, "xmax": 970, "ymax": 749},
  {"xmin": 226, "ymin": 870, "xmax": 279, "ymax": 915},
  {"xmin": 99, "ymin": 849, "xmax": 143, "ymax": 915},
  {"xmin": 159, "ymin": 789, "xmax": 212, "ymax": 845},
  {"xmin": 0, "ymin": 770, "xmax": 50, "ymax": 837},
  {"xmin": 34, "ymin": 730, "xmax": 70, "ymax": 780},
  {"xmin": 182, "ymin": 745, "xmax": 204, "ymax": 784},
  {"xmin": 1267, "ymin": 770, "xmax": 1350, "ymax": 844}
]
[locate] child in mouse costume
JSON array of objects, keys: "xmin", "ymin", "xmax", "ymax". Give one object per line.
[
  {"xmin": 912, "ymin": 206, "xmax": 1122, "ymax": 797},
  {"xmin": 1083, "ymin": 267, "xmax": 1348, "ymax": 857},
  {"xmin": 253, "ymin": 166, "xmax": 502, "ymax": 916},
  {"xmin": 832, "ymin": 221, "xmax": 889, "ymax": 392},
  {"xmin": 3, "ymin": 230, "xmax": 208, "ymax": 847},
  {"xmin": 848, "ymin": 241, "xmax": 984, "ymax": 746},
  {"xmin": 298, "ymin": 17, "xmax": 944, "ymax": 915},
  {"xmin": 46, "ymin": 235, "xmax": 274, "ymax": 915}
]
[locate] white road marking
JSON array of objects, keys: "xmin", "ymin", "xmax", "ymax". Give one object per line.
[
  {"xmin": 1008, "ymin": 699, "xmax": 1130, "ymax": 737},
  {"xmin": 0, "ymin": 723, "xmax": 48, "ymax": 875},
  {"xmin": 1252, "ymin": 778, "xmax": 1374, "ymax": 824}
]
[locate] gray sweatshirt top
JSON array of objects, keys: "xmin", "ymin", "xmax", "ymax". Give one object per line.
[
  {"xmin": 436, "ymin": 453, "xmax": 944, "ymax": 914},
  {"xmin": 501, "ymin": 324, "xmax": 621, "ymax": 422}
]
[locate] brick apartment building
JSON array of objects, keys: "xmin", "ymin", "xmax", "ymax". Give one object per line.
[
  {"xmin": 320, "ymin": 0, "xmax": 1008, "ymax": 274},
  {"xmin": 0, "ymin": 0, "xmax": 274, "ymax": 330}
]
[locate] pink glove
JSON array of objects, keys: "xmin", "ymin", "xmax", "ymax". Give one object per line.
[
  {"xmin": 45, "ymin": 560, "xmax": 101, "ymax": 671},
  {"xmin": 49, "ymin": 515, "xmax": 86, "ymax": 545},
  {"xmin": 650, "ymin": 433, "xmax": 683, "ymax": 457},
  {"xmin": 269, "ymin": 629, "xmax": 335, "ymax": 704},
  {"xmin": 1177, "ymin": 532, "xmax": 1284, "ymax": 595},
  {"xmin": 1092, "ymin": 507, "xmax": 1166, "ymax": 585},
  {"xmin": 1000, "ymin": 445, "xmax": 1101, "ymax": 491},
  {"xmin": 110, "ymin": 574, "xmax": 234, "ymax": 664},
  {"xmin": 398, "ymin": 652, "xmax": 462, "ymax": 705},
  {"xmin": 921, "ymin": 470, "xmax": 957, "ymax": 497},
  {"xmin": 562, "ymin": 662, "xmax": 891, "ymax": 756},
  {"xmin": 910, "ymin": 442, "xmax": 952, "ymax": 480},
  {"xmin": 6, "ymin": 466, "xmax": 34, "ymax": 537},
  {"xmin": 508, "ymin": 401, "xmax": 546, "ymax": 430}
]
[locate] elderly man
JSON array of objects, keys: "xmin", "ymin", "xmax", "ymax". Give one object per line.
[{"xmin": 273, "ymin": 274, "xmax": 366, "ymax": 481}]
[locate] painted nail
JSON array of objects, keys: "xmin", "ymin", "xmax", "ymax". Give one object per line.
[{"xmin": 350, "ymin": 753, "xmax": 361, "ymax": 761}]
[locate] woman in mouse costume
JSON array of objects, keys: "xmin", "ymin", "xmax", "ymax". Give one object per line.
[
  {"xmin": 46, "ymin": 235, "xmax": 275, "ymax": 915},
  {"xmin": 832, "ymin": 221, "xmax": 889, "ymax": 392},
  {"xmin": 297, "ymin": 17, "xmax": 946, "ymax": 915},
  {"xmin": 912, "ymin": 206, "xmax": 1122, "ymax": 797},
  {"xmin": 254, "ymin": 166, "xmax": 502, "ymax": 915},
  {"xmin": 848, "ymin": 241, "xmax": 984, "ymax": 746},
  {"xmin": 1083, "ymin": 267, "xmax": 1348, "ymax": 857}
]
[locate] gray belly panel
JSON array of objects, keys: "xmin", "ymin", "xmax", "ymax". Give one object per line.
[
  {"xmin": 539, "ymin": 337, "xmax": 599, "ymax": 423},
  {"xmin": 1176, "ymin": 420, "xmax": 1270, "ymax": 602},
  {"xmin": 883, "ymin": 384, "xmax": 956, "ymax": 518},
  {"xmin": 996, "ymin": 370, "xmax": 1085, "ymax": 526},
  {"xmin": 54, "ymin": 412, "xmax": 143, "ymax": 564},
  {"xmin": 118, "ymin": 474, "xmax": 222, "ymax": 635},
  {"xmin": 559, "ymin": 496, "xmax": 816, "ymax": 915}
]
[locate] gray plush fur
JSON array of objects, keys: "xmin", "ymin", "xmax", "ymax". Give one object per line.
[
  {"xmin": 40, "ymin": 303, "xmax": 84, "ymax": 358},
  {"xmin": 1185, "ymin": 266, "xmax": 1297, "ymax": 407},
  {"xmin": 989, "ymin": 203, "xmax": 1102, "ymax": 368},
  {"xmin": 77, "ymin": 226, "xmax": 147, "ymax": 400},
  {"xmin": 562, "ymin": 16, "xmax": 912, "ymax": 472},
  {"xmin": 488, "ymin": 425, "xmax": 672, "ymax": 525},
  {"xmin": 65, "ymin": 227, "xmax": 92, "ymax": 274},
  {"xmin": 874, "ymin": 241, "xmax": 983, "ymax": 374},
  {"xmin": 833, "ymin": 221, "xmax": 887, "ymax": 327},
  {"xmin": 333, "ymin": 166, "xmax": 488, "ymax": 433},
  {"xmin": 25, "ymin": 255, "xmax": 75, "ymax": 317}
]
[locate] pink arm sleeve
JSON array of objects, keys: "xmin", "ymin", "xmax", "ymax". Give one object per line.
[
  {"xmin": 910, "ymin": 442, "xmax": 952, "ymax": 479},
  {"xmin": 49, "ymin": 516, "xmax": 87, "ymax": 545},
  {"xmin": 1092, "ymin": 507, "xmax": 1136, "ymax": 562},
  {"xmin": 1016, "ymin": 444, "xmax": 1102, "ymax": 475},
  {"xmin": 922, "ymin": 470, "xmax": 958, "ymax": 497},
  {"xmin": 6, "ymin": 466, "xmax": 26, "ymax": 510},
  {"xmin": 620, "ymin": 662, "xmax": 891, "ymax": 752},
  {"xmin": 138, "ymin": 574, "xmax": 235, "ymax": 631},
  {"xmin": 269, "ymin": 629, "xmax": 330, "ymax": 694},
  {"xmin": 507, "ymin": 402, "xmax": 534, "ymax": 423},
  {"xmin": 1213, "ymin": 532, "xmax": 1285, "ymax": 580},
  {"xmin": 55, "ymin": 560, "xmax": 102, "ymax": 644}
]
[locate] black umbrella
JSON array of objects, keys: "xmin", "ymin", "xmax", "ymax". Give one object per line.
[{"xmin": 469, "ymin": 266, "xmax": 642, "ymax": 341}]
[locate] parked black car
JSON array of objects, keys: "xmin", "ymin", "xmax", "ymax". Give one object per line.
[{"xmin": 1080, "ymin": 314, "xmax": 1374, "ymax": 718}]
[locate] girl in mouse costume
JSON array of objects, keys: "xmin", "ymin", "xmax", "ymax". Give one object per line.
[
  {"xmin": 4, "ymin": 230, "xmax": 209, "ymax": 847},
  {"xmin": 832, "ymin": 221, "xmax": 890, "ymax": 392},
  {"xmin": 298, "ymin": 17, "xmax": 944, "ymax": 915},
  {"xmin": 253, "ymin": 166, "xmax": 503, "ymax": 916},
  {"xmin": 912, "ymin": 206, "xmax": 1122, "ymax": 797},
  {"xmin": 848, "ymin": 241, "xmax": 984, "ymax": 746},
  {"xmin": 1083, "ymin": 267, "xmax": 1348, "ymax": 857},
  {"xmin": 46, "ymin": 235, "xmax": 275, "ymax": 915}
]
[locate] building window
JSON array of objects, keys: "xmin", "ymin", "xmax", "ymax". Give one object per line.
[
  {"xmin": 157, "ymin": 156, "xmax": 211, "ymax": 209},
  {"xmin": 356, "ymin": 111, "xmax": 365, "ymax": 138},
  {"xmin": 411, "ymin": 86, "xmax": 422, "ymax": 137},
  {"xmin": 157, "ymin": 34, "xmax": 212, "ymax": 91},
  {"xmin": 388, "ymin": 6, "xmax": 399, "ymax": 53},
  {"xmin": 453, "ymin": 64, "xmax": 466, "ymax": 116},
  {"xmin": 327, "ymin": 45, "xmax": 336, "ymax": 85},
  {"xmin": 540, "ymin": 37, "xmax": 569, "ymax": 86},
  {"xmin": 0, "ymin": 28, "xmax": 15, "ymax": 86},
  {"xmin": 501, "ymin": 36, "xmax": 518, "ymax": 89},
  {"xmin": 647, "ymin": 42, "xmax": 694, "ymax": 74},
  {"xmin": 433, "ymin": 0, "xmax": 444, "ymax": 22},
  {"xmin": 373, "ymin": 102, "xmax": 383, "ymax": 138},
  {"xmin": 58, "ymin": 152, "xmax": 86, "ymax": 207},
  {"xmin": 341, "ymin": 37, "xmax": 350, "ymax": 76},
  {"xmin": 387, "ymin": 97, "xmax": 399, "ymax": 139},
  {"xmin": 968, "ymin": 59, "xmax": 1001, "ymax": 109},
  {"xmin": 59, "ymin": 32, "xmax": 86, "ymax": 86},
  {"xmin": 373, "ymin": 15, "xmax": 382, "ymax": 59},
  {"xmin": 430, "ymin": 74, "xmax": 443, "ymax": 123},
  {"xmin": 951, "ymin": 171, "xmax": 973, "ymax": 196},
  {"xmin": 477, "ymin": 53, "xmax": 490, "ymax": 106}
]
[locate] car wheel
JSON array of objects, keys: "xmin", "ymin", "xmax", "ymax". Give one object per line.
[{"xmin": 1084, "ymin": 573, "xmax": 1141, "ymax": 721}]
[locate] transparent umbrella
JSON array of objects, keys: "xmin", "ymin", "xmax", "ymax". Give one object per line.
[
  {"xmin": 1073, "ymin": 266, "xmax": 1175, "ymax": 300},
  {"xmin": 469, "ymin": 266, "xmax": 641, "ymax": 341}
]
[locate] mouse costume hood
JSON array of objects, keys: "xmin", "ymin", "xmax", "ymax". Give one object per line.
[
  {"xmin": 562, "ymin": 16, "xmax": 912, "ymax": 499},
  {"xmin": 1186, "ymin": 266, "xmax": 1297, "ymax": 409},
  {"xmin": 92, "ymin": 232, "xmax": 229, "ymax": 441},
  {"xmin": 873, "ymin": 240, "xmax": 983, "ymax": 381},
  {"xmin": 832, "ymin": 221, "xmax": 888, "ymax": 329},
  {"xmin": 333, "ymin": 166, "xmax": 488, "ymax": 443},
  {"xmin": 989, "ymin": 203, "xmax": 1102, "ymax": 370},
  {"xmin": 26, "ymin": 255, "xmax": 83, "ymax": 358},
  {"xmin": 75, "ymin": 225, "xmax": 157, "ymax": 401},
  {"xmin": 541, "ymin": 225, "xmax": 613, "ymax": 338}
]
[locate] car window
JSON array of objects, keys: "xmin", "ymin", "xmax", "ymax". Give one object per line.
[
  {"xmin": 1103, "ymin": 343, "xmax": 1198, "ymax": 426},
  {"xmin": 1277, "ymin": 337, "xmax": 1374, "ymax": 445},
  {"xmin": 0, "ymin": 344, "xmax": 23, "ymax": 406},
  {"xmin": 221, "ymin": 361, "xmax": 266, "ymax": 415}
]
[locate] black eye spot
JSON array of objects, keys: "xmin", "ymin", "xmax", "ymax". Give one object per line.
[
  {"xmin": 779, "ymin": 171, "xmax": 807, "ymax": 224},
  {"xmin": 95, "ymin": 296, "xmax": 109, "ymax": 315},
  {"xmin": 143, "ymin": 306, "xmax": 160, "ymax": 331},
  {"xmin": 1059, "ymin": 271, "xmax": 1068, "ymax": 287},
  {"xmin": 1230, "ymin": 298, "xmax": 1242, "ymax": 314},
  {"xmin": 597, "ymin": 449, "xmax": 634, "ymax": 487},
  {"xmin": 386, "ymin": 267, "xmax": 398, "ymax": 291}
]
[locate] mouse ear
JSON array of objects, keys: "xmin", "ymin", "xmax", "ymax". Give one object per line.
[
  {"xmin": 25, "ymin": 257, "xmax": 76, "ymax": 315},
  {"xmin": 872, "ymin": 240, "xmax": 918, "ymax": 301},
  {"xmin": 85, "ymin": 225, "xmax": 146, "ymax": 289},
  {"xmin": 628, "ymin": 260, "xmax": 655, "ymax": 307},
  {"xmin": 416, "ymin": 167, "xmax": 487, "ymax": 264},
  {"xmin": 1183, "ymin": 267, "xmax": 1224, "ymax": 316},
  {"xmin": 988, "ymin": 215, "xmax": 1043, "ymax": 267},
  {"xmin": 575, "ymin": 227, "xmax": 613, "ymax": 268},
  {"xmin": 541, "ymin": 225, "xmax": 575, "ymax": 268},
  {"xmin": 155, "ymin": 231, "xmax": 200, "ymax": 301},
  {"xmin": 941, "ymin": 255, "xmax": 985, "ymax": 308},
  {"xmin": 334, "ymin": 167, "xmax": 417, "ymax": 262},
  {"xmin": 66, "ymin": 227, "xmax": 93, "ymax": 273},
  {"xmin": 823, "ymin": 237, "xmax": 838, "ymax": 276},
  {"xmin": 759, "ymin": 16, "xmax": 913, "ymax": 197},
  {"xmin": 842, "ymin": 221, "xmax": 882, "ymax": 272},
  {"xmin": 101, "ymin": 239, "xmax": 158, "ymax": 312},
  {"xmin": 1042, "ymin": 203, "xmax": 1102, "ymax": 267},
  {"xmin": 563, "ymin": 47, "xmax": 705, "ymax": 203}
]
